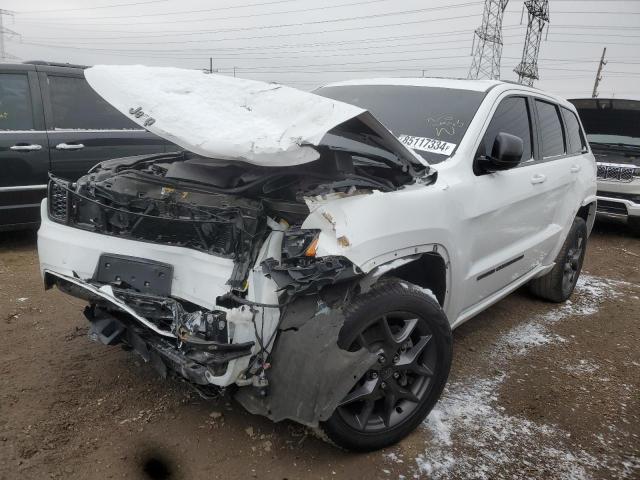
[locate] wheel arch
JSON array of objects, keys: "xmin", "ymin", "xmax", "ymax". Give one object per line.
[
  {"xmin": 360, "ymin": 246, "xmax": 451, "ymax": 310},
  {"xmin": 577, "ymin": 197, "xmax": 597, "ymax": 236}
]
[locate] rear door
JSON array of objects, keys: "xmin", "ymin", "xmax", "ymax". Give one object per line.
[
  {"xmin": 527, "ymin": 98, "xmax": 580, "ymax": 263},
  {"xmin": 0, "ymin": 66, "xmax": 50, "ymax": 228},
  {"xmin": 38, "ymin": 67, "xmax": 168, "ymax": 181}
]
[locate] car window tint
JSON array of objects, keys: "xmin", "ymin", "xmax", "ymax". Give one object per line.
[
  {"xmin": 48, "ymin": 75, "xmax": 138, "ymax": 130},
  {"xmin": 561, "ymin": 107, "xmax": 586, "ymax": 155},
  {"xmin": 536, "ymin": 100, "xmax": 565, "ymax": 158},
  {"xmin": 0, "ymin": 74, "xmax": 34, "ymax": 130},
  {"xmin": 481, "ymin": 96, "xmax": 532, "ymax": 161}
]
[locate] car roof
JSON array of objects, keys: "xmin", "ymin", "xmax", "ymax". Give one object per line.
[
  {"xmin": 321, "ymin": 77, "xmax": 505, "ymax": 93},
  {"xmin": 321, "ymin": 77, "xmax": 578, "ymax": 109}
]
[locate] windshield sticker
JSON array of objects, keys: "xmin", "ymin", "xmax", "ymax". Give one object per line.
[
  {"xmin": 398, "ymin": 134, "xmax": 456, "ymax": 156},
  {"xmin": 427, "ymin": 114, "xmax": 464, "ymax": 137}
]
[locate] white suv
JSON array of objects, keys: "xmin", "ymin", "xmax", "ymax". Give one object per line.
[
  {"xmin": 570, "ymin": 98, "xmax": 640, "ymax": 235},
  {"xmin": 37, "ymin": 66, "xmax": 597, "ymax": 452}
]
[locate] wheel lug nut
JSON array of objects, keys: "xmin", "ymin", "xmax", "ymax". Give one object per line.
[
  {"xmin": 378, "ymin": 355, "xmax": 386, "ymax": 364},
  {"xmin": 393, "ymin": 372, "xmax": 400, "ymax": 379},
  {"xmin": 370, "ymin": 371, "xmax": 378, "ymax": 379},
  {"xmin": 380, "ymin": 382, "xmax": 387, "ymax": 389},
  {"xmin": 393, "ymin": 354, "xmax": 399, "ymax": 363}
]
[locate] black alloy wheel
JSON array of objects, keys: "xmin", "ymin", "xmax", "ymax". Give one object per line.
[
  {"xmin": 336, "ymin": 311, "xmax": 437, "ymax": 433},
  {"xmin": 321, "ymin": 279, "xmax": 452, "ymax": 452}
]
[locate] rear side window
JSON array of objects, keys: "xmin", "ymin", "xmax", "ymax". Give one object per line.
[
  {"xmin": 536, "ymin": 100, "xmax": 565, "ymax": 158},
  {"xmin": 0, "ymin": 73, "xmax": 34, "ymax": 130},
  {"xmin": 481, "ymin": 96, "xmax": 532, "ymax": 161},
  {"xmin": 561, "ymin": 107, "xmax": 587, "ymax": 155},
  {"xmin": 48, "ymin": 75, "xmax": 138, "ymax": 130}
]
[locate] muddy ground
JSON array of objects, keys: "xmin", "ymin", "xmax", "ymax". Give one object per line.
[{"xmin": 0, "ymin": 222, "xmax": 638, "ymax": 480}]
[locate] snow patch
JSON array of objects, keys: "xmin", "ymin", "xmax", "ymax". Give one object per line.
[
  {"xmin": 563, "ymin": 359, "xmax": 600, "ymax": 375},
  {"xmin": 501, "ymin": 322, "xmax": 564, "ymax": 354},
  {"xmin": 409, "ymin": 274, "xmax": 638, "ymax": 479}
]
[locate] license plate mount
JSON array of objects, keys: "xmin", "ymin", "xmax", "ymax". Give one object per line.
[{"xmin": 93, "ymin": 254, "xmax": 173, "ymax": 296}]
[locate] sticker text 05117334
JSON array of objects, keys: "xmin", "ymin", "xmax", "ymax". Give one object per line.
[{"xmin": 398, "ymin": 134, "xmax": 456, "ymax": 156}]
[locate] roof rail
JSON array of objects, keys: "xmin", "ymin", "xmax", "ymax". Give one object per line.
[{"xmin": 23, "ymin": 60, "xmax": 89, "ymax": 69}]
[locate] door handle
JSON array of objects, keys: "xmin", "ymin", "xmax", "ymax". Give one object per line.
[
  {"xmin": 10, "ymin": 144, "xmax": 42, "ymax": 151},
  {"xmin": 570, "ymin": 164, "xmax": 581, "ymax": 173},
  {"xmin": 530, "ymin": 173, "xmax": 547, "ymax": 185},
  {"xmin": 56, "ymin": 143, "xmax": 85, "ymax": 150}
]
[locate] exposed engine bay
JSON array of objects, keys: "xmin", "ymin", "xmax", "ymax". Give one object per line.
[{"xmin": 41, "ymin": 130, "xmax": 432, "ymax": 424}]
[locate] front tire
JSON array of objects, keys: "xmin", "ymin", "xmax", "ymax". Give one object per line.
[
  {"xmin": 529, "ymin": 216, "xmax": 587, "ymax": 303},
  {"xmin": 320, "ymin": 279, "xmax": 452, "ymax": 452}
]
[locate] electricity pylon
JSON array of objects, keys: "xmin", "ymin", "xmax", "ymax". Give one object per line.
[
  {"xmin": 468, "ymin": 0, "xmax": 510, "ymax": 80},
  {"xmin": 514, "ymin": 0, "xmax": 549, "ymax": 86},
  {"xmin": 0, "ymin": 9, "xmax": 19, "ymax": 62}
]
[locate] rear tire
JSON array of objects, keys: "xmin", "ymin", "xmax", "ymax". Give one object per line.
[
  {"xmin": 320, "ymin": 279, "xmax": 452, "ymax": 452},
  {"xmin": 529, "ymin": 217, "xmax": 587, "ymax": 303}
]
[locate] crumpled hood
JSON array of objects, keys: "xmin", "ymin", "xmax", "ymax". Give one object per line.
[{"xmin": 85, "ymin": 65, "xmax": 372, "ymax": 167}]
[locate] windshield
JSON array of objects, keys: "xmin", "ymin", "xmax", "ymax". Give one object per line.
[
  {"xmin": 570, "ymin": 98, "xmax": 640, "ymax": 149},
  {"xmin": 587, "ymin": 134, "xmax": 640, "ymax": 148},
  {"xmin": 316, "ymin": 84, "xmax": 485, "ymax": 164}
]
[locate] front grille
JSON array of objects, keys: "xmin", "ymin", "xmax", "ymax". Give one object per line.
[
  {"xmin": 597, "ymin": 200, "xmax": 628, "ymax": 215},
  {"xmin": 48, "ymin": 181, "xmax": 69, "ymax": 221},
  {"xmin": 597, "ymin": 164, "xmax": 636, "ymax": 182}
]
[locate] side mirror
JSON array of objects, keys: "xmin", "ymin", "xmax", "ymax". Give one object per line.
[{"xmin": 477, "ymin": 132, "xmax": 524, "ymax": 173}]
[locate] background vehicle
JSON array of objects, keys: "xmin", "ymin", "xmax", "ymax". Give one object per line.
[
  {"xmin": 569, "ymin": 98, "xmax": 640, "ymax": 236},
  {"xmin": 0, "ymin": 61, "xmax": 172, "ymax": 231},
  {"xmin": 38, "ymin": 67, "xmax": 597, "ymax": 451}
]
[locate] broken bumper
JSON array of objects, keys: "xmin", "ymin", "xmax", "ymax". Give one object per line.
[{"xmin": 37, "ymin": 200, "xmax": 275, "ymax": 387}]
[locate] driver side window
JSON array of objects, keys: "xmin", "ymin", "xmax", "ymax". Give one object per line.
[{"xmin": 481, "ymin": 96, "xmax": 532, "ymax": 162}]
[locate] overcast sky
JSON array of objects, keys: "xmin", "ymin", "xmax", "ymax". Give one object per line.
[{"xmin": 2, "ymin": 0, "xmax": 639, "ymax": 97}]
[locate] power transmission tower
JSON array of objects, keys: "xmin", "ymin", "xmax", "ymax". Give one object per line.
[
  {"xmin": 591, "ymin": 47, "xmax": 607, "ymax": 98},
  {"xmin": 468, "ymin": 0, "xmax": 509, "ymax": 80},
  {"xmin": 0, "ymin": 9, "xmax": 19, "ymax": 62},
  {"xmin": 514, "ymin": 0, "xmax": 550, "ymax": 86}
]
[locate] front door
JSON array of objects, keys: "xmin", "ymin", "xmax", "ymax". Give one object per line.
[
  {"xmin": 461, "ymin": 95, "xmax": 564, "ymax": 311},
  {"xmin": 0, "ymin": 69, "xmax": 49, "ymax": 228},
  {"xmin": 39, "ymin": 71, "xmax": 167, "ymax": 181}
]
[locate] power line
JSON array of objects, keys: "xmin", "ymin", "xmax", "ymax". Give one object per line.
[
  {"xmin": 13, "ymin": 12, "xmax": 486, "ymax": 45},
  {"xmin": 15, "ymin": 0, "xmax": 294, "ymax": 16},
  {"xmin": 16, "ymin": 4, "xmax": 483, "ymax": 39},
  {"xmin": 18, "ymin": 0, "xmax": 481, "ymax": 22}
]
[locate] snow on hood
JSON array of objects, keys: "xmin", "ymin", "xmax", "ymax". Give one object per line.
[{"xmin": 85, "ymin": 65, "xmax": 365, "ymax": 166}]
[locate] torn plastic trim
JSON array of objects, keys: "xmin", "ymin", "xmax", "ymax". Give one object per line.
[
  {"xmin": 45, "ymin": 269, "xmax": 176, "ymax": 338},
  {"xmin": 234, "ymin": 291, "xmax": 378, "ymax": 427},
  {"xmin": 261, "ymin": 255, "xmax": 362, "ymax": 298}
]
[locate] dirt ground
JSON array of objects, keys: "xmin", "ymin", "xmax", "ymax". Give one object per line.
[{"xmin": 0, "ymin": 221, "xmax": 638, "ymax": 480}]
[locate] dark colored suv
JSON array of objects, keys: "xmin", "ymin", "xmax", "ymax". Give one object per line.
[{"xmin": 0, "ymin": 61, "xmax": 174, "ymax": 231}]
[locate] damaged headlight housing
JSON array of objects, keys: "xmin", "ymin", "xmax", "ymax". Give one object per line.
[{"xmin": 281, "ymin": 228, "xmax": 321, "ymax": 260}]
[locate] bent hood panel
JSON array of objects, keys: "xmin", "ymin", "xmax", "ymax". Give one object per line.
[{"xmin": 85, "ymin": 65, "xmax": 365, "ymax": 166}]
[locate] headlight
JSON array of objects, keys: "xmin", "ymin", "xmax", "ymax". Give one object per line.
[{"xmin": 281, "ymin": 228, "xmax": 321, "ymax": 260}]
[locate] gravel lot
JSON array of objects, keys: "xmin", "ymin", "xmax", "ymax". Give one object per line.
[{"xmin": 0, "ymin": 222, "xmax": 638, "ymax": 480}]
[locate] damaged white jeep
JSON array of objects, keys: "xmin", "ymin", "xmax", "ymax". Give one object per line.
[{"xmin": 38, "ymin": 66, "xmax": 597, "ymax": 451}]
